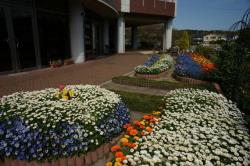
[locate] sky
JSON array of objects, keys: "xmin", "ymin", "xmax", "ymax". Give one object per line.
[{"xmin": 173, "ymin": 0, "xmax": 250, "ymax": 30}]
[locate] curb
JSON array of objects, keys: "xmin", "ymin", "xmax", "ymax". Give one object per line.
[{"xmin": 2, "ymin": 134, "xmax": 123, "ymax": 166}]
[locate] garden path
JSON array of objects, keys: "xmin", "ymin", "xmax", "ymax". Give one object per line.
[{"xmin": 0, "ymin": 53, "xmax": 147, "ymax": 97}]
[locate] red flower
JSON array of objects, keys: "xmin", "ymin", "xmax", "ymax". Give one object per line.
[{"xmin": 59, "ymin": 84, "xmax": 65, "ymax": 91}]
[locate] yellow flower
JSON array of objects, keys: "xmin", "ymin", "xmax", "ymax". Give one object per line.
[
  {"xmin": 120, "ymin": 138, "xmax": 129, "ymax": 145},
  {"xmin": 63, "ymin": 89, "xmax": 68, "ymax": 95},
  {"xmin": 106, "ymin": 162, "xmax": 112, "ymax": 166},
  {"xmin": 134, "ymin": 136, "xmax": 140, "ymax": 140},
  {"xmin": 124, "ymin": 135, "xmax": 130, "ymax": 138},
  {"xmin": 116, "ymin": 158, "xmax": 122, "ymax": 162},
  {"xmin": 62, "ymin": 95, "xmax": 69, "ymax": 101},
  {"xmin": 69, "ymin": 89, "xmax": 75, "ymax": 97},
  {"xmin": 152, "ymin": 111, "xmax": 161, "ymax": 115},
  {"xmin": 140, "ymin": 121, "xmax": 145, "ymax": 126},
  {"xmin": 114, "ymin": 162, "xmax": 122, "ymax": 166}
]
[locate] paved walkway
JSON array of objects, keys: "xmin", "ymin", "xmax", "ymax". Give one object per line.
[
  {"xmin": 102, "ymin": 82, "xmax": 168, "ymax": 96},
  {"xmin": 0, "ymin": 53, "xmax": 147, "ymax": 97}
]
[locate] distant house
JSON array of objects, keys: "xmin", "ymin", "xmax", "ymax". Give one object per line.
[
  {"xmin": 192, "ymin": 37, "xmax": 203, "ymax": 45},
  {"xmin": 203, "ymin": 34, "xmax": 227, "ymax": 44}
]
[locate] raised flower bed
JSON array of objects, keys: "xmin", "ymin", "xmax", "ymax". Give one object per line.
[
  {"xmin": 0, "ymin": 85, "xmax": 130, "ymax": 165},
  {"xmin": 174, "ymin": 53, "xmax": 215, "ymax": 83},
  {"xmin": 135, "ymin": 54, "xmax": 173, "ymax": 78},
  {"xmin": 107, "ymin": 89, "xmax": 250, "ymax": 166}
]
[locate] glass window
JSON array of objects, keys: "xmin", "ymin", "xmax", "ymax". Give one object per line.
[
  {"xmin": 0, "ymin": 8, "xmax": 12, "ymax": 72},
  {"xmin": 36, "ymin": 0, "xmax": 68, "ymax": 13},
  {"xmin": 37, "ymin": 11, "xmax": 70, "ymax": 66}
]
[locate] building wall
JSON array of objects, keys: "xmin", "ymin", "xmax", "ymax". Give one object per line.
[{"xmin": 115, "ymin": 0, "xmax": 176, "ymax": 17}]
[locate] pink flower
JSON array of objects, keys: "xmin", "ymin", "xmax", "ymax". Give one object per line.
[{"xmin": 59, "ymin": 84, "xmax": 65, "ymax": 91}]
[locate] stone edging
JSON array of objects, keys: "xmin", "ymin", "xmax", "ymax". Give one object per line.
[
  {"xmin": 2, "ymin": 134, "xmax": 123, "ymax": 166},
  {"xmin": 173, "ymin": 74, "xmax": 223, "ymax": 94},
  {"xmin": 173, "ymin": 74, "xmax": 208, "ymax": 85},
  {"xmin": 135, "ymin": 70, "xmax": 167, "ymax": 79}
]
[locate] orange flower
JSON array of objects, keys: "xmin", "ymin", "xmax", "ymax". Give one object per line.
[
  {"xmin": 115, "ymin": 151, "xmax": 124, "ymax": 158},
  {"xmin": 129, "ymin": 129, "xmax": 138, "ymax": 136},
  {"xmin": 123, "ymin": 123, "xmax": 132, "ymax": 129},
  {"xmin": 150, "ymin": 118, "xmax": 157, "ymax": 123},
  {"xmin": 134, "ymin": 121, "xmax": 141, "ymax": 126},
  {"xmin": 143, "ymin": 115, "xmax": 152, "ymax": 120},
  {"xmin": 106, "ymin": 162, "xmax": 112, "ymax": 166},
  {"xmin": 139, "ymin": 125, "xmax": 145, "ymax": 129},
  {"xmin": 146, "ymin": 127, "xmax": 153, "ymax": 133},
  {"xmin": 141, "ymin": 131, "xmax": 145, "ymax": 136},
  {"xmin": 127, "ymin": 126, "xmax": 134, "ymax": 132},
  {"xmin": 120, "ymin": 155, "xmax": 127, "ymax": 161},
  {"xmin": 127, "ymin": 143, "xmax": 136, "ymax": 148},
  {"xmin": 111, "ymin": 145, "xmax": 121, "ymax": 152}
]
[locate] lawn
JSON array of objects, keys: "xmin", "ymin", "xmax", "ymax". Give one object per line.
[{"xmin": 111, "ymin": 90, "xmax": 163, "ymax": 114}]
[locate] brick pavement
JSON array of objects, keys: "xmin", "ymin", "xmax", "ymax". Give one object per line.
[{"xmin": 0, "ymin": 53, "xmax": 147, "ymax": 97}]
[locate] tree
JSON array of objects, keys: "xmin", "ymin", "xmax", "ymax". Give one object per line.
[{"xmin": 177, "ymin": 31, "xmax": 190, "ymax": 50}]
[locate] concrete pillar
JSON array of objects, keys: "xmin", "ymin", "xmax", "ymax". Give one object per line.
[
  {"xmin": 117, "ymin": 15, "xmax": 125, "ymax": 53},
  {"xmin": 132, "ymin": 26, "xmax": 140, "ymax": 49},
  {"xmin": 163, "ymin": 19, "xmax": 173, "ymax": 51},
  {"xmin": 69, "ymin": 0, "xmax": 85, "ymax": 63},
  {"xmin": 103, "ymin": 20, "xmax": 109, "ymax": 54}
]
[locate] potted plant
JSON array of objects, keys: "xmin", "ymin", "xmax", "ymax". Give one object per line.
[
  {"xmin": 64, "ymin": 58, "xmax": 74, "ymax": 66},
  {"xmin": 50, "ymin": 59, "xmax": 63, "ymax": 68}
]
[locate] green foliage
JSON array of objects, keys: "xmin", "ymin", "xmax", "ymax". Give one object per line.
[
  {"xmin": 177, "ymin": 31, "xmax": 190, "ymax": 50},
  {"xmin": 195, "ymin": 45, "xmax": 219, "ymax": 62},
  {"xmin": 210, "ymin": 42, "xmax": 250, "ymax": 115}
]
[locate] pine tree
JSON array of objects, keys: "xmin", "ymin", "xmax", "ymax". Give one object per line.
[{"xmin": 178, "ymin": 31, "xmax": 190, "ymax": 50}]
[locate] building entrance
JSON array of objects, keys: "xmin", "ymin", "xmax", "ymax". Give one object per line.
[{"xmin": 0, "ymin": 3, "xmax": 37, "ymax": 73}]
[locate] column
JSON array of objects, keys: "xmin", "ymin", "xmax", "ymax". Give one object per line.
[
  {"xmin": 132, "ymin": 26, "xmax": 140, "ymax": 49},
  {"xmin": 103, "ymin": 20, "xmax": 109, "ymax": 54},
  {"xmin": 163, "ymin": 19, "xmax": 173, "ymax": 51},
  {"xmin": 69, "ymin": 0, "xmax": 85, "ymax": 63},
  {"xmin": 117, "ymin": 15, "xmax": 125, "ymax": 53}
]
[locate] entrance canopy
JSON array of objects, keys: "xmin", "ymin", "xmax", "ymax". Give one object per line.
[{"xmin": 82, "ymin": 0, "xmax": 118, "ymax": 18}]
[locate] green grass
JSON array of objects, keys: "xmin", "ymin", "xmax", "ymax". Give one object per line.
[
  {"xmin": 111, "ymin": 90, "xmax": 163, "ymax": 114},
  {"xmin": 112, "ymin": 76, "xmax": 216, "ymax": 92}
]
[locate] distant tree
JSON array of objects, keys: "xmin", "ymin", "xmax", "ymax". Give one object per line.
[{"xmin": 177, "ymin": 31, "xmax": 190, "ymax": 50}]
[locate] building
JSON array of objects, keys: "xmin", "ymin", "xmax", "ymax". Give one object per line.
[
  {"xmin": 203, "ymin": 34, "xmax": 226, "ymax": 44},
  {"xmin": 0, "ymin": 0, "xmax": 176, "ymax": 74}
]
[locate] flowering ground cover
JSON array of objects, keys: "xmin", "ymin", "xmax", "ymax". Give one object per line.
[
  {"xmin": 0, "ymin": 85, "xmax": 130, "ymax": 161},
  {"xmin": 135, "ymin": 54, "xmax": 173, "ymax": 75},
  {"xmin": 107, "ymin": 89, "xmax": 250, "ymax": 166},
  {"xmin": 175, "ymin": 53, "xmax": 215, "ymax": 79}
]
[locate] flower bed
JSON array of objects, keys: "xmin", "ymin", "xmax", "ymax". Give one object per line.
[
  {"xmin": 0, "ymin": 85, "xmax": 130, "ymax": 162},
  {"xmin": 135, "ymin": 54, "xmax": 172, "ymax": 75},
  {"xmin": 107, "ymin": 89, "xmax": 250, "ymax": 166},
  {"xmin": 175, "ymin": 53, "xmax": 215, "ymax": 80}
]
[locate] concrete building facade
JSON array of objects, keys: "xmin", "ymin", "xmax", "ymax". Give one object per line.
[{"xmin": 0, "ymin": 0, "xmax": 176, "ymax": 74}]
